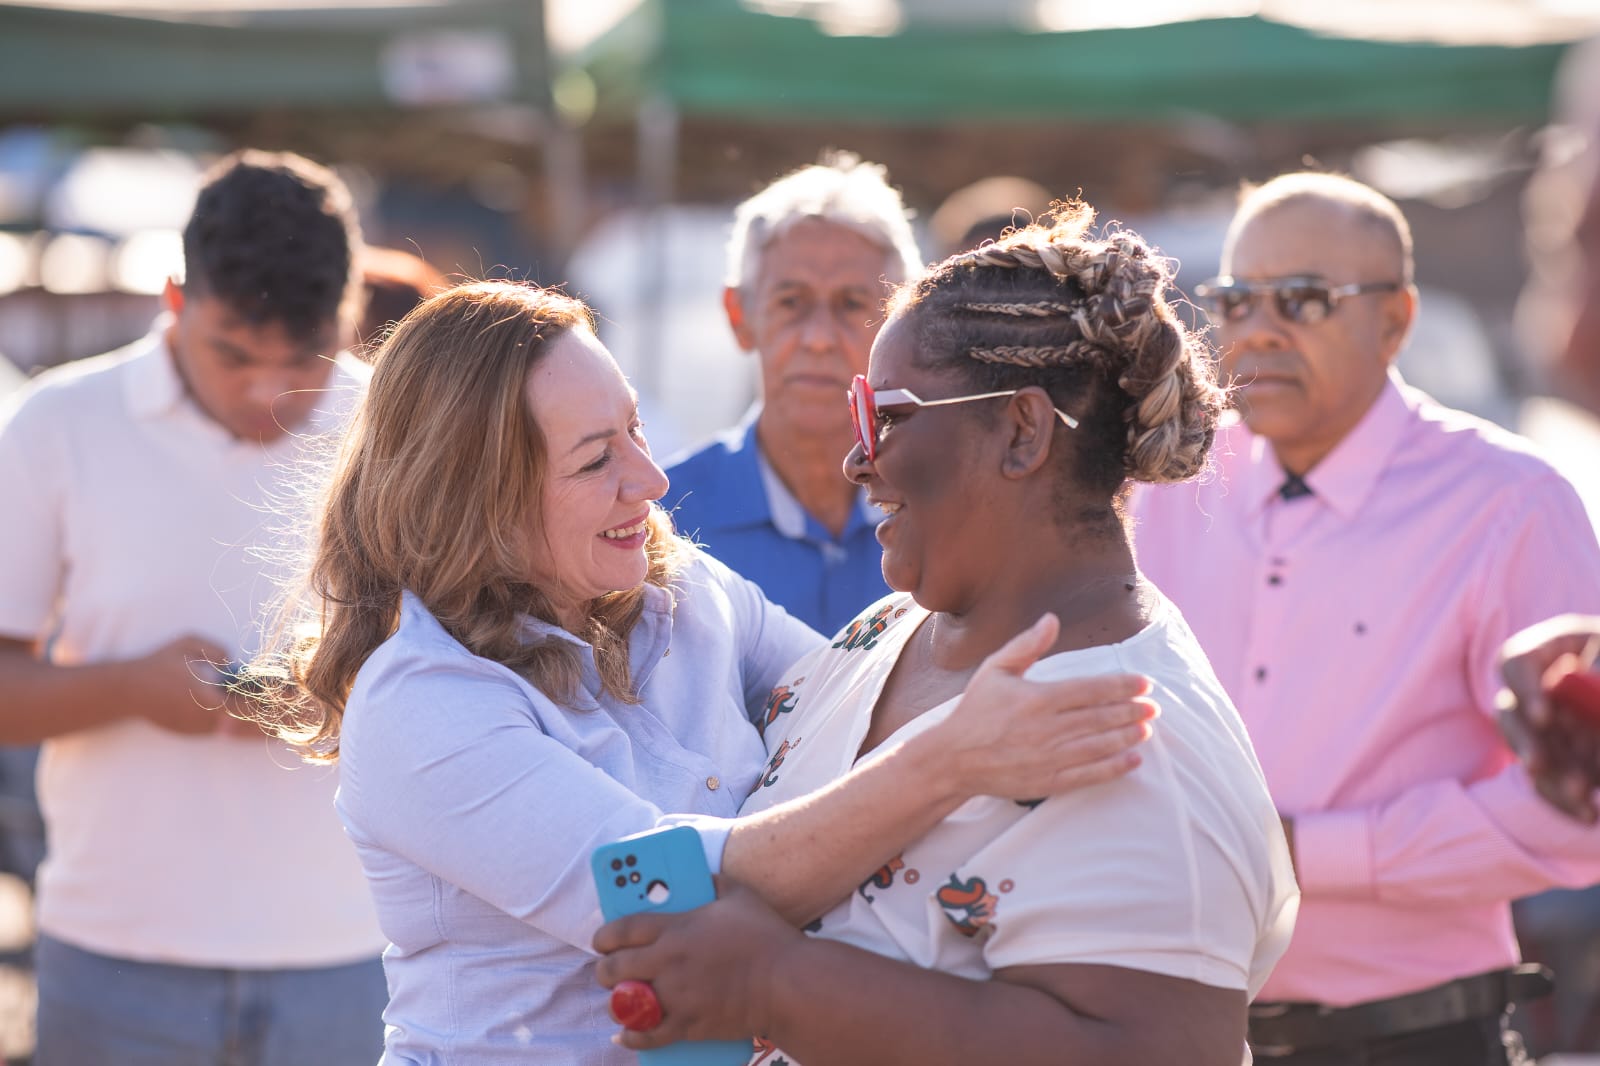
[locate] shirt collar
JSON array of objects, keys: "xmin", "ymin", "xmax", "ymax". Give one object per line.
[
  {"xmin": 750, "ymin": 416, "xmax": 880, "ymax": 540},
  {"xmin": 1248, "ymin": 367, "xmax": 1413, "ymax": 520},
  {"xmin": 511, "ymin": 581, "xmax": 673, "ymax": 649},
  {"xmin": 755, "ymin": 437, "xmax": 808, "ymax": 540},
  {"xmin": 122, "ymin": 314, "xmax": 368, "ymax": 451},
  {"xmin": 689, "ymin": 414, "xmax": 778, "ymax": 530},
  {"xmin": 704, "ymin": 411, "xmax": 877, "ymax": 539},
  {"xmin": 123, "ymin": 317, "xmax": 188, "ymax": 423},
  {"xmin": 460, "ymin": 582, "xmax": 678, "ymax": 712}
]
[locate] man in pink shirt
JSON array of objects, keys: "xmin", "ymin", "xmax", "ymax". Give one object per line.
[{"xmin": 1133, "ymin": 172, "xmax": 1600, "ymax": 1065}]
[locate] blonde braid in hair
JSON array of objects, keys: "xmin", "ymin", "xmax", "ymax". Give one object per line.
[
  {"xmin": 952, "ymin": 224, "xmax": 1218, "ymax": 482},
  {"xmin": 955, "ymin": 300, "xmax": 1076, "ymax": 317},
  {"xmin": 968, "ymin": 340, "xmax": 1116, "ymax": 370}
]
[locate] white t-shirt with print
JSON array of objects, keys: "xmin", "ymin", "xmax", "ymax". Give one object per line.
[{"xmin": 739, "ymin": 592, "xmax": 1298, "ymax": 1063}]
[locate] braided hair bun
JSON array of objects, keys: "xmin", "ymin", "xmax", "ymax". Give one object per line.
[{"xmin": 889, "ymin": 201, "xmax": 1222, "ymax": 486}]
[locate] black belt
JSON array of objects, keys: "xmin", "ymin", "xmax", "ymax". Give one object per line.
[{"xmin": 1248, "ymin": 965, "xmax": 1552, "ymax": 1057}]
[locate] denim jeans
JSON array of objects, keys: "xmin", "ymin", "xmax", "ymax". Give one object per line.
[{"xmin": 34, "ymin": 934, "xmax": 387, "ymax": 1066}]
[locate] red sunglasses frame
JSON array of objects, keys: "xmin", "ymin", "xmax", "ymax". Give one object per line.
[{"xmin": 848, "ymin": 374, "xmax": 1078, "ymax": 463}]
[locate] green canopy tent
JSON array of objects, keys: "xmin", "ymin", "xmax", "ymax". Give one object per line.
[
  {"xmin": 0, "ymin": 0, "xmax": 550, "ymax": 115},
  {"xmin": 572, "ymin": 0, "xmax": 1582, "ymax": 257},
  {"xmin": 0, "ymin": 1, "xmax": 595, "ymax": 261},
  {"xmin": 579, "ymin": 0, "xmax": 1573, "ymax": 126},
  {"xmin": 570, "ymin": 0, "xmax": 1586, "ymax": 395}
]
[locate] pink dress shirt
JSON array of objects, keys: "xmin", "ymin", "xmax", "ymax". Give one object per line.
[{"xmin": 1131, "ymin": 370, "xmax": 1600, "ymax": 1006}]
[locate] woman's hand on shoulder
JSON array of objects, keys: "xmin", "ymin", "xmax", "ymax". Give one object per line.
[{"xmin": 926, "ymin": 613, "xmax": 1156, "ymax": 803}]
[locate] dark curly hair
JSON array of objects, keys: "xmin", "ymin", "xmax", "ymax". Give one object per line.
[
  {"xmin": 888, "ymin": 201, "xmax": 1224, "ymax": 523},
  {"xmin": 182, "ymin": 149, "xmax": 362, "ymax": 341}
]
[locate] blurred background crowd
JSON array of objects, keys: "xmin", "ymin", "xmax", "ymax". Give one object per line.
[{"xmin": 3, "ymin": 0, "xmax": 1600, "ymax": 1063}]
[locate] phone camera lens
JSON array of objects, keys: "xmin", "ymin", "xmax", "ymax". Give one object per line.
[
  {"xmin": 629, "ymin": 872, "xmax": 641, "ymax": 883},
  {"xmin": 610, "ymin": 859, "xmax": 623, "ymax": 871},
  {"xmin": 625, "ymin": 855, "xmax": 637, "ymax": 867},
  {"xmin": 614, "ymin": 875, "xmax": 626, "ymax": 887}
]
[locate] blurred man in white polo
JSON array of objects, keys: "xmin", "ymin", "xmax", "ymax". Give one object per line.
[{"xmin": 0, "ymin": 150, "xmax": 385, "ymax": 1066}]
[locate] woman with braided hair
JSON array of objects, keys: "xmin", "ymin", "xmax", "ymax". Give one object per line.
[
  {"xmin": 260, "ymin": 278, "xmax": 1166, "ymax": 1066},
  {"xmin": 594, "ymin": 205, "xmax": 1300, "ymax": 1066}
]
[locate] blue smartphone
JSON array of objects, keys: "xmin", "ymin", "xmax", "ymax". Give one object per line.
[{"xmin": 590, "ymin": 826, "xmax": 752, "ymax": 1066}]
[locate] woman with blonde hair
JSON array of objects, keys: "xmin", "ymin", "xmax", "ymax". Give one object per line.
[
  {"xmin": 594, "ymin": 206, "xmax": 1299, "ymax": 1066},
  {"xmin": 263, "ymin": 279, "xmax": 1161, "ymax": 1064}
]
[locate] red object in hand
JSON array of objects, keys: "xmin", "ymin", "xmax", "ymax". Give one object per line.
[
  {"xmin": 1544, "ymin": 654, "xmax": 1600, "ymax": 728},
  {"xmin": 610, "ymin": 980, "xmax": 663, "ymax": 1031}
]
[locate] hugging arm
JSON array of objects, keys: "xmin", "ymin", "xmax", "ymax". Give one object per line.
[
  {"xmin": 596, "ymin": 680, "xmax": 1281, "ymax": 1064},
  {"xmin": 350, "ymin": 631, "xmax": 1150, "ymax": 946},
  {"xmin": 719, "ymin": 613, "xmax": 1154, "ymax": 924},
  {"xmin": 595, "ymin": 881, "xmax": 1246, "ymax": 1066}
]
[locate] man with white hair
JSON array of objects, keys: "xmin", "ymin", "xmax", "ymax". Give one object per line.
[{"xmin": 665, "ymin": 152, "xmax": 923, "ymax": 634}]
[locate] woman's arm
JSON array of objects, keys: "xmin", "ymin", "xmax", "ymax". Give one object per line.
[
  {"xmin": 342, "ymin": 621, "xmax": 1146, "ymax": 947},
  {"xmin": 594, "ymin": 880, "xmax": 1246, "ymax": 1066},
  {"xmin": 721, "ymin": 614, "xmax": 1154, "ymax": 924},
  {"xmin": 707, "ymin": 555, "xmax": 1152, "ymax": 923}
]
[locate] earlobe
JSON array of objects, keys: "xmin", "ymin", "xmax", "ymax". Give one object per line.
[{"xmin": 723, "ymin": 288, "xmax": 757, "ymax": 353}]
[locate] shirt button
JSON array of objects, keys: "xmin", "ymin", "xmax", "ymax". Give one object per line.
[
  {"xmin": 706, "ymin": 776, "xmax": 720, "ymax": 791},
  {"xmin": 1267, "ymin": 574, "xmax": 1283, "ymax": 586},
  {"xmin": 663, "ymin": 647, "xmax": 671, "ymax": 657},
  {"xmin": 1255, "ymin": 667, "xmax": 1268, "ymax": 682}
]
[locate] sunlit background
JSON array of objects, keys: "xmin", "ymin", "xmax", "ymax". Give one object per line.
[
  {"xmin": 2, "ymin": 3, "xmax": 1600, "ymax": 1057},
  {"xmin": 3, "ymin": 0, "xmax": 1600, "ymax": 455}
]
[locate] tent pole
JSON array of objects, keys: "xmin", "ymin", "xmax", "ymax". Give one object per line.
[
  {"xmin": 542, "ymin": 120, "xmax": 586, "ymax": 280},
  {"xmin": 527, "ymin": 0, "xmax": 584, "ymax": 280},
  {"xmin": 634, "ymin": 92, "xmax": 678, "ymax": 406}
]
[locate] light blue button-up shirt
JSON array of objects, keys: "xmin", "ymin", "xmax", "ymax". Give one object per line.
[{"xmin": 335, "ymin": 549, "xmax": 822, "ymax": 1065}]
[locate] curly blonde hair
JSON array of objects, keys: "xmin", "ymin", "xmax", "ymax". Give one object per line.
[
  {"xmin": 260, "ymin": 281, "xmax": 690, "ymax": 760},
  {"xmin": 888, "ymin": 202, "xmax": 1223, "ymax": 509}
]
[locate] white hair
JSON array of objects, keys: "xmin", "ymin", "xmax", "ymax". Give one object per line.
[{"xmin": 725, "ymin": 152, "xmax": 923, "ymax": 292}]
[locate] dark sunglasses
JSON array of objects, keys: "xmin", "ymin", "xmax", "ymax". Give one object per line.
[
  {"xmin": 1193, "ymin": 275, "xmax": 1402, "ymax": 325},
  {"xmin": 848, "ymin": 374, "xmax": 1077, "ymax": 463}
]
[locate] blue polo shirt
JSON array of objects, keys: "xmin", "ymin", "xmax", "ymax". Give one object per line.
[{"xmin": 664, "ymin": 416, "xmax": 889, "ymax": 637}]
